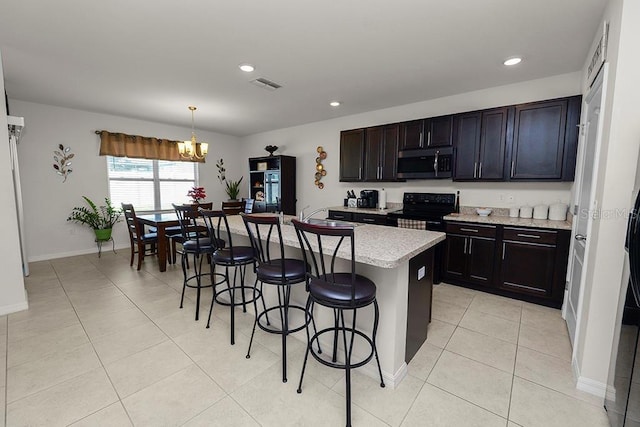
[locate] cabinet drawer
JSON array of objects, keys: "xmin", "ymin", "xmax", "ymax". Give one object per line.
[
  {"xmin": 446, "ymin": 222, "xmax": 497, "ymax": 238},
  {"xmin": 353, "ymin": 213, "xmax": 387, "ymax": 225},
  {"xmin": 503, "ymin": 227, "xmax": 557, "ymax": 245},
  {"xmin": 327, "ymin": 210, "xmax": 353, "ymax": 222}
]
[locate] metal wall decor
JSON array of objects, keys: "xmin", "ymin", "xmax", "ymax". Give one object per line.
[
  {"xmin": 53, "ymin": 144, "xmax": 74, "ymax": 182},
  {"xmin": 314, "ymin": 146, "xmax": 327, "ymax": 189}
]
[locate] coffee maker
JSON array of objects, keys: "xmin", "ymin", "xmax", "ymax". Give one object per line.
[{"xmin": 358, "ymin": 190, "xmax": 379, "ymax": 208}]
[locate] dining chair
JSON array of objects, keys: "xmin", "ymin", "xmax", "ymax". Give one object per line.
[
  {"xmin": 121, "ymin": 203, "xmax": 160, "ymax": 270},
  {"xmin": 222, "ymin": 200, "xmax": 244, "ymax": 215},
  {"xmin": 292, "ymin": 218, "xmax": 385, "ymax": 427},
  {"xmin": 243, "ymin": 198, "xmax": 254, "ymax": 214}
]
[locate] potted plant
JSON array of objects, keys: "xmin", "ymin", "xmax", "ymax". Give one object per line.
[
  {"xmin": 216, "ymin": 158, "xmax": 244, "ymax": 201},
  {"xmin": 67, "ymin": 196, "xmax": 122, "ymax": 241},
  {"xmin": 187, "ymin": 186, "xmax": 206, "ymax": 204}
]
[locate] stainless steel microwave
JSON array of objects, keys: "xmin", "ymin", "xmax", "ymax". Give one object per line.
[{"xmin": 397, "ymin": 146, "xmax": 453, "ymax": 179}]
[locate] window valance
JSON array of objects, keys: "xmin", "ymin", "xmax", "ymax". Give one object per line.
[{"xmin": 96, "ymin": 130, "xmax": 205, "ymax": 163}]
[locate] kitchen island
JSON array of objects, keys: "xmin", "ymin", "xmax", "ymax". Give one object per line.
[{"xmin": 221, "ymin": 214, "xmax": 445, "ymax": 388}]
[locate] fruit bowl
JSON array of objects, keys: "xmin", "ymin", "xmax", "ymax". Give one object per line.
[{"xmin": 476, "ymin": 208, "xmax": 492, "ymax": 217}]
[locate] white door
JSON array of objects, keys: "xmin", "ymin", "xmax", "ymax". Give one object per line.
[{"xmin": 564, "ymin": 66, "xmax": 606, "ymax": 344}]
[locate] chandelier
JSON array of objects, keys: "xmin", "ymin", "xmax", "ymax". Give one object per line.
[{"xmin": 178, "ymin": 106, "xmax": 208, "ymax": 160}]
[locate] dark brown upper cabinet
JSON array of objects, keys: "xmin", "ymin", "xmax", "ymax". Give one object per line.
[
  {"xmin": 508, "ymin": 96, "xmax": 581, "ymax": 181},
  {"xmin": 427, "ymin": 115, "xmax": 454, "ymax": 147},
  {"xmin": 364, "ymin": 124, "xmax": 400, "ymax": 181},
  {"xmin": 341, "ymin": 125, "xmax": 402, "ymax": 182},
  {"xmin": 453, "ymin": 107, "xmax": 510, "ymax": 181},
  {"xmin": 399, "ymin": 116, "xmax": 453, "ymax": 150},
  {"xmin": 339, "ymin": 129, "xmax": 365, "ymax": 182}
]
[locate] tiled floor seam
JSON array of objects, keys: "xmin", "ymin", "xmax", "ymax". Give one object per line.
[
  {"xmin": 48, "ymin": 260, "xmax": 140, "ymax": 426},
  {"xmin": 505, "ymin": 312, "xmax": 523, "ymax": 425},
  {"xmin": 424, "ymin": 382, "xmax": 509, "ymax": 423},
  {"xmin": 400, "ymin": 348, "xmax": 446, "ymax": 427}
]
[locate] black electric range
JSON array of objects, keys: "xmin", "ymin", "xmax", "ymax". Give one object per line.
[
  {"xmin": 387, "ymin": 192, "xmax": 457, "ymax": 231},
  {"xmin": 387, "ymin": 192, "xmax": 456, "ymax": 284}
]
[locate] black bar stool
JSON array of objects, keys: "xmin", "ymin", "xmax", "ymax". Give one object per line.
[
  {"xmin": 172, "ymin": 203, "xmax": 217, "ymax": 321},
  {"xmin": 200, "ymin": 209, "xmax": 266, "ymax": 345},
  {"xmin": 242, "ymin": 214, "xmax": 317, "ymax": 383},
  {"xmin": 292, "ymin": 219, "xmax": 384, "ymax": 427}
]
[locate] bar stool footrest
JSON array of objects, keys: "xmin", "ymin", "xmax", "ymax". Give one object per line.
[
  {"xmin": 256, "ymin": 305, "xmax": 309, "ymax": 335},
  {"xmin": 307, "ymin": 326, "xmax": 375, "ymax": 370}
]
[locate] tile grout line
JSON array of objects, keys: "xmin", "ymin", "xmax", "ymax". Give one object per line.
[
  {"xmin": 93, "ymin": 253, "xmax": 250, "ymax": 426},
  {"xmin": 505, "ymin": 304, "xmax": 523, "ymax": 424},
  {"xmin": 52, "ymin": 256, "xmax": 137, "ymax": 426}
]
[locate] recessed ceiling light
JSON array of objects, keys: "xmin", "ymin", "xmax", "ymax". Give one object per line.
[
  {"xmin": 239, "ymin": 64, "xmax": 255, "ymax": 72},
  {"xmin": 503, "ymin": 57, "xmax": 522, "ymax": 66},
  {"xmin": 329, "ymin": 101, "xmax": 341, "ymax": 107}
]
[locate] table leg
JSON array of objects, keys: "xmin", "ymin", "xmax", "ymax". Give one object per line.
[{"xmin": 157, "ymin": 225, "xmax": 168, "ymax": 272}]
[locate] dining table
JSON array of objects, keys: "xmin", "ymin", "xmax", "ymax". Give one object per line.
[{"xmin": 137, "ymin": 212, "xmax": 180, "ymax": 272}]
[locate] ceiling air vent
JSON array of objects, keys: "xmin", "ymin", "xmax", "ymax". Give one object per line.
[{"xmin": 250, "ymin": 77, "xmax": 282, "ymax": 91}]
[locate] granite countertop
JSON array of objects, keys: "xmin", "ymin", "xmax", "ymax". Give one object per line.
[
  {"xmin": 223, "ymin": 214, "xmax": 444, "ymax": 268},
  {"xmin": 327, "ymin": 203, "xmax": 402, "ymax": 216},
  {"xmin": 443, "ymin": 213, "xmax": 572, "ymax": 230}
]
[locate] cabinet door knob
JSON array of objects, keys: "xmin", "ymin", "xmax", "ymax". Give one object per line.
[{"xmin": 575, "ymin": 234, "xmax": 587, "ymax": 241}]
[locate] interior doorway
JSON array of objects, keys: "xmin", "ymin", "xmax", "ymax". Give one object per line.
[{"xmin": 564, "ymin": 65, "xmax": 607, "ymax": 347}]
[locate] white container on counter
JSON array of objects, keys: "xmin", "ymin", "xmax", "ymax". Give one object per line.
[
  {"xmin": 533, "ymin": 204, "xmax": 549, "ymax": 220},
  {"xmin": 509, "ymin": 207, "xmax": 519, "ymax": 218},
  {"xmin": 549, "ymin": 203, "xmax": 568, "ymax": 221},
  {"xmin": 519, "ymin": 206, "xmax": 533, "ymax": 219}
]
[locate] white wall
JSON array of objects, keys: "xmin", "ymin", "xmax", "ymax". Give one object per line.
[
  {"xmin": 0, "ymin": 52, "xmax": 28, "ymax": 315},
  {"xmin": 573, "ymin": 0, "xmax": 640, "ymax": 393},
  {"xmin": 241, "ymin": 73, "xmax": 580, "ymax": 213},
  {"xmin": 8, "ymin": 100, "xmax": 242, "ymax": 261}
]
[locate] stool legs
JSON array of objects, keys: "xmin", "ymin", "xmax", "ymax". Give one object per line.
[
  {"xmin": 179, "ymin": 251, "xmax": 210, "ymax": 321},
  {"xmin": 297, "ymin": 299, "xmax": 385, "ymax": 427},
  {"xmin": 206, "ymin": 262, "xmax": 254, "ymax": 346}
]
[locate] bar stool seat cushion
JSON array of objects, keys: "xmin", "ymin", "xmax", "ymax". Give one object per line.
[
  {"xmin": 213, "ymin": 246, "xmax": 255, "ymax": 264},
  {"xmin": 256, "ymin": 258, "xmax": 306, "ymax": 283},
  {"xmin": 182, "ymin": 237, "xmax": 215, "ymax": 252},
  {"xmin": 310, "ymin": 273, "xmax": 376, "ymax": 308}
]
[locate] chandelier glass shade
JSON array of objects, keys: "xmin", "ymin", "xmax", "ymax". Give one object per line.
[{"xmin": 178, "ymin": 106, "xmax": 208, "ymax": 160}]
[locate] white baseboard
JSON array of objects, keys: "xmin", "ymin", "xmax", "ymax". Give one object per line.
[
  {"xmin": 573, "ymin": 356, "xmax": 607, "ymax": 398},
  {"xmin": 28, "ymin": 244, "xmax": 129, "ymax": 262},
  {"xmin": 0, "ymin": 299, "xmax": 29, "ymax": 316}
]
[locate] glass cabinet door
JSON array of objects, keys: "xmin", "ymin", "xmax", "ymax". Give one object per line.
[{"xmin": 264, "ymin": 171, "xmax": 280, "ymax": 210}]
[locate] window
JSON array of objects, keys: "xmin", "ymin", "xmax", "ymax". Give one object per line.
[{"xmin": 107, "ymin": 156, "xmax": 198, "ymax": 211}]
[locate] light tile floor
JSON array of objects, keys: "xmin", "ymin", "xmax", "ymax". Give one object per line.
[{"xmin": 0, "ymin": 251, "xmax": 611, "ymax": 426}]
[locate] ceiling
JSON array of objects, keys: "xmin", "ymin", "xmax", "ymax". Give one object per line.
[{"xmin": 0, "ymin": 0, "xmax": 607, "ymax": 137}]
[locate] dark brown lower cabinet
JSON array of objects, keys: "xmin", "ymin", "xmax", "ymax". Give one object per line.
[
  {"xmin": 498, "ymin": 227, "xmax": 570, "ymax": 306},
  {"xmin": 443, "ymin": 222, "xmax": 570, "ymax": 308},
  {"xmin": 443, "ymin": 223, "xmax": 497, "ymax": 289}
]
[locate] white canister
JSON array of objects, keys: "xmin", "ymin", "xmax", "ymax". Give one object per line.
[
  {"xmin": 533, "ymin": 204, "xmax": 549, "ymax": 220},
  {"xmin": 519, "ymin": 206, "xmax": 533, "ymax": 219},
  {"xmin": 549, "ymin": 203, "xmax": 568, "ymax": 221},
  {"xmin": 509, "ymin": 207, "xmax": 519, "ymax": 218}
]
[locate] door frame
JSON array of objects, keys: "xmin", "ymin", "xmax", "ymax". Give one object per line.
[{"xmin": 562, "ymin": 64, "xmax": 608, "ymax": 354}]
